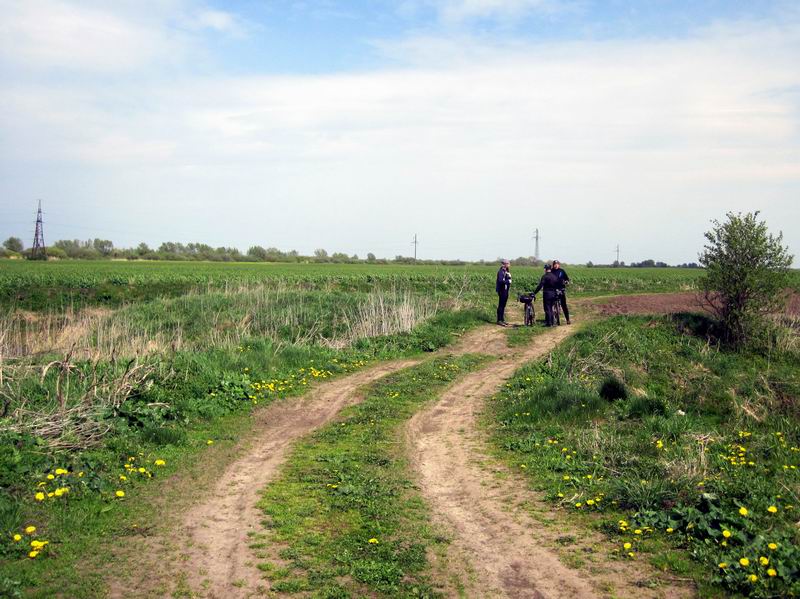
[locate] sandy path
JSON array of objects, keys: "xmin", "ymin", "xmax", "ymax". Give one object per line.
[
  {"xmin": 406, "ymin": 325, "xmax": 694, "ymax": 598},
  {"xmin": 108, "ymin": 359, "xmax": 419, "ymax": 599}
]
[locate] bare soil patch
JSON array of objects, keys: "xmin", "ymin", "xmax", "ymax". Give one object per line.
[
  {"xmin": 588, "ymin": 290, "xmax": 800, "ymax": 318},
  {"xmin": 406, "ymin": 326, "xmax": 695, "ymax": 598}
]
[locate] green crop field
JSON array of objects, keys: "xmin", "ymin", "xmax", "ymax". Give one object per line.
[
  {"xmin": 0, "ymin": 258, "xmax": 797, "ymax": 598},
  {"xmin": 0, "ymin": 260, "xmax": 709, "ymax": 311}
]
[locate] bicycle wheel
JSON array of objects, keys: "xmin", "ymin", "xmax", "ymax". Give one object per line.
[{"xmin": 553, "ymin": 298, "xmax": 561, "ymax": 325}]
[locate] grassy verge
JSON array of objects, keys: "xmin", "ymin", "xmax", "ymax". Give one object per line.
[
  {"xmin": 0, "ymin": 309, "xmax": 488, "ymax": 597},
  {"xmin": 255, "ymin": 354, "xmax": 488, "ymax": 597},
  {"xmin": 487, "ymin": 315, "xmax": 799, "ymax": 598}
]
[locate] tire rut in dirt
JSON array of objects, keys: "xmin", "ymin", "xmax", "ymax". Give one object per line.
[{"xmin": 406, "ymin": 326, "xmax": 694, "ymax": 598}]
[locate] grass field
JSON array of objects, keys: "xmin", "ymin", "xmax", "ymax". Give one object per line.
[{"xmin": 0, "ymin": 259, "xmax": 797, "ymax": 598}]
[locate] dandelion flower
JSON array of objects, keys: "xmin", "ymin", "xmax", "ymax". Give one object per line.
[
  {"xmin": 623, "ymin": 542, "xmax": 632, "ymax": 550},
  {"xmin": 575, "ymin": 502, "xmax": 582, "ymax": 508},
  {"xmin": 722, "ymin": 530, "xmax": 732, "ymax": 538},
  {"xmin": 207, "ymin": 440, "xmax": 214, "ymax": 445},
  {"xmin": 368, "ymin": 538, "xmax": 379, "ymax": 544},
  {"xmin": 666, "ymin": 528, "xmax": 674, "ymax": 533},
  {"xmin": 34, "ymin": 492, "xmax": 45, "ymax": 502},
  {"xmin": 46, "ymin": 474, "xmax": 55, "ymax": 480},
  {"xmin": 739, "ymin": 507, "xmax": 749, "ymax": 516},
  {"xmin": 768, "ymin": 543, "xmax": 778, "ymax": 551},
  {"xmin": 634, "ymin": 529, "xmax": 642, "ymax": 535},
  {"xmin": 767, "ymin": 505, "xmax": 778, "ymax": 513},
  {"xmin": 115, "ymin": 490, "xmax": 125, "ymax": 498},
  {"xmin": 55, "ymin": 468, "xmax": 68, "ymax": 475},
  {"xmin": 627, "ymin": 552, "xmax": 635, "ymax": 558},
  {"xmin": 13, "ymin": 534, "xmax": 22, "ymax": 542},
  {"xmin": 25, "ymin": 526, "xmax": 36, "ymax": 534},
  {"xmin": 718, "ymin": 562, "xmax": 728, "ymax": 569},
  {"xmin": 28, "ymin": 551, "xmax": 39, "ymax": 559},
  {"xmin": 748, "ymin": 575, "xmax": 758, "ymax": 583},
  {"xmin": 767, "ymin": 568, "xmax": 777, "ymax": 577},
  {"xmin": 154, "ymin": 459, "xmax": 166, "ymax": 466},
  {"xmin": 760, "ymin": 557, "xmax": 769, "ymax": 566},
  {"xmin": 740, "ymin": 558, "xmax": 750, "ymax": 567}
]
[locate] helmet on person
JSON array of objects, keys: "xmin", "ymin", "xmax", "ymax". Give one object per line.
[{"xmin": 544, "ymin": 263, "xmax": 552, "ymax": 271}]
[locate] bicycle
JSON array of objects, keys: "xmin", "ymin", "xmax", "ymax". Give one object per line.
[
  {"xmin": 518, "ymin": 293, "xmax": 535, "ymax": 326},
  {"xmin": 551, "ymin": 289, "xmax": 563, "ymax": 326}
]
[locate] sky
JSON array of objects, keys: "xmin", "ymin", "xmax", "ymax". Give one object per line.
[{"xmin": 1, "ymin": 0, "xmax": 799, "ymax": 264}]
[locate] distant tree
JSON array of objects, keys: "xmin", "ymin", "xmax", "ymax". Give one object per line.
[
  {"xmin": 136, "ymin": 242, "xmax": 151, "ymax": 256},
  {"xmin": 699, "ymin": 211, "xmax": 793, "ymax": 348},
  {"xmin": 93, "ymin": 238, "xmax": 114, "ymax": 256},
  {"xmin": 3, "ymin": 237, "xmax": 23, "ymax": 252},
  {"xmin": 313, "ymin": 249, "xmax": 329, "ymax": 262},
  {"xmin": 46, "ymin": 246, "xmax": 67, "ymax": 259},
  {"xmin": 331, "ymin": 252, "xmax": 349, "ymax": 263},
  {"xmin": 367, "ymin": 252, "xmax": 376, "ymax": 262},
  {"xmin": 586, "ymin": 261, "xmax": 594, "ymax": 267},
  {"xmin": 248, "ymin": 245, "xmax": 268, "ymax": 261}
]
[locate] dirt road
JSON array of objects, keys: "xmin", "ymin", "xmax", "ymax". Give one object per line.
[{"xmin": 406, "ymin": 325, "xmax": 694, "ymax": 598}]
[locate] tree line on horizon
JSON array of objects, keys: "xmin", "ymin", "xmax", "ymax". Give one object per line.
[{"xmin": 0, "ymin": 236, "xmax": 700, "ymax": 268}]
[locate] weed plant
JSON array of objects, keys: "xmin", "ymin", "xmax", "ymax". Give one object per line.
[
  {"xmin": 490, "ymin": 315, "xmax": 800, "ymax": 597},
  {"xmin": 256, "ymin": 354, "xmax": 487, "ymax": 597}
]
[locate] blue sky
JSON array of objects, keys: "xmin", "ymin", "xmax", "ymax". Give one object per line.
[{"xmin": 1, "ymin": 0, "xmax": 799, "ymax": 263}]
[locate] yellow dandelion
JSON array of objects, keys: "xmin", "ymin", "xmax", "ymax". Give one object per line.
[
  {"xmin": 748, "ymin": 575, "xmax": 758, "ymax": 583},
  {"xmin": 575, "ymin": 502, "xmax": 582, "ymax": 508},
  {"xmin": 768, "ymin": 543, "xmax": 778, "ymax": 550},
  {"xmin": 46, "ymin": 474, "xmax": 55, "ymax": 480},
  {"xmin": 154, "ymin": 459, "xmax": 166, "ymax": 466},
  {"xmin": 740, "ymin": 558, "xmax": 750, "ymax": 567},
  {"xmin": 25, "ymin": 526, "xmax": 36, "ymax": 534},
  {"xmin": 207, "ymin": 440, "xmax": 214, "ymax": 445},
  {"xmin": 719, "ymin": 562, "xmax": 728, "ymax": 569},
  {"xmin": 722, "ymin": 530, "xmax": 732, "ymax": 538},
  {"xmin": 759, "ymin": 557, "xmax": 769, "ymax": 566},
  {"xmin": 54, "ymin": 468, "xmax": 68, "ymax": 475},
  {"xmin": 739, "ymin": 507, "xmax": 749, "ymax": 516},
  {"xmin": 767, "ymin": 505, "xmax": 778, "ymax": 513},
  {"xmin": 115, "ymin": 490, "xmax": 125, "ymax": 498},
  {"xmin": 13, "ymin": 534, "xmax": 22, "ymax": 542},
  {"xmin": 623, "ymin": 542, "xmax": 632, "ymax": 550},
  {"xmin": 28, "ymin": 550, "xmax": 39, "ymax": 559},
  {"xmin": 767, "ymin": 568, "xmax": 777, "ymax": 577},
  {"xmin": 634, "ymin": 529, "xmax": 642, "ymax": 535},
  {"xmin": 368, "ymin": 538, "xmax": 379, "ymax": 544},
  {"xmin": 34, "ymin": 492, "xmax": 45, "ymax": 502},
  {"xmin": 666, "ymin": 528, "xmax": 674, "ymax": 533}
]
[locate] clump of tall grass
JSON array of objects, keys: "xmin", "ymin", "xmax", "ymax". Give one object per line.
[{"xmin": 0, "ymin": 286, "xmax": 443, "ymax": 360}]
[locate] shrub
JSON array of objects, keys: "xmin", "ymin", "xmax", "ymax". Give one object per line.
[{"xmin": 699, "ymin": 211, "xmax": 793, "ymax": 348}]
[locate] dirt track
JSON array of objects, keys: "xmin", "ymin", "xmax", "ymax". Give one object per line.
[
  {"xmin": 105, "ymin": 294, "xmax": 707, "ymax": 598},
  {"xmin": 406, "ymin": 325, "xmax": 693, "ymax": 598}
]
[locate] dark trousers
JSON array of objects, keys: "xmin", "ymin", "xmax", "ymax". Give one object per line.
[
  {"xmin": 497, "ymin": 291, "xmax": 509, "ymax": 322},
  {"xmin": 559, "ymin": 292, "xmax": 570, "ymax": 321},
  {"xmin": 542, "ymin": 292, "xmax": 556, "ymax": 326}
]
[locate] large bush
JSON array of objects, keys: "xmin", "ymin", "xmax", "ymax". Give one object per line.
[{"xmin": 699, "ymin": 212, "xmax": 793, "ymax": 348}]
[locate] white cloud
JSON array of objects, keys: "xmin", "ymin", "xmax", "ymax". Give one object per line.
[
  {"xmin": 0, "ymin": 8, "xmax": 798, "ymax": 261},
  {"xmin": 0, "ymin": 0, "xmax": 246, "ymax": 72}
]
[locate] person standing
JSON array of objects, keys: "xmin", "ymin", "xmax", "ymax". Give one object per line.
[
  {"xmin": 533, "ymin": 263, "xmax": 563, "ymax": 326},
  {"xmin": 551, "ymin": 259, "xmax": 571, "ymax": 324},
  {"xmin": 496, "ymin": 259, "xmax": 512, "ymax": 325}
]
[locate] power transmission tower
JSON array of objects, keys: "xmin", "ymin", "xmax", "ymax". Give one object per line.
[
  {"xmin": 533, "ymin": 229, "xmax": 540, "ymax": 261},
  {"xmin": 615, "ymin": 244, "xmax": 620, "ymax": 266},
  {"xmin": 412, "ymin": 234, "xmax": 418, "ymax": 263},
  {"xmin": 32, "ymin": 200, "xmax": 46, "ymax": 259}
]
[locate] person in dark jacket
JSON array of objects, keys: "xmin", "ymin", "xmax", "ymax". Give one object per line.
[
  {"xmin": 496, "ymin": 259, "xmax": 512, "ymax": 325},
  {"xmin": 533, "ymin": 263, "xmax": 564, "ymax": 326},
  {"xmin": 551, "ymin": 259, "xmax": 571, "ymax": 324}
]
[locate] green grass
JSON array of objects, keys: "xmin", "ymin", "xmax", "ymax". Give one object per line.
[
  {"xmin": 488, "ymin": 315, "xmax": 800, "ymax": 597},
  {"xmin": 256, "ymin": 354, "xmax": 488, "ymax": 597},
  {"xmin": 0, "ymin": 305, "xmax": 488, "ymax": 597},
  {"xmin": 0, "ymin": 260, "xmax": 714, "ymax": 311}
]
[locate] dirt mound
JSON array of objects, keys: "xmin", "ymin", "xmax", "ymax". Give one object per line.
[
  {"xmin": 590, "ymin": 292, "xmax": 708, "ymax": 316},
  {"xmin": 590, "ymin": 291, "xmax": 800, "ymax": 318}
]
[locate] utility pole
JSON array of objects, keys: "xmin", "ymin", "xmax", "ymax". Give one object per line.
[
  {"xmin": 412, "ymin": 234, "xmax": 418, "ymax": 264},
  {"xmin": 615, "ymin": 244, "xmax": 620, "ymax": 266},
  {"xmin": 533, "ymin": 229, "xmax": 540, "ymax": 262},
  {"xmin": 32, "ymin": 200, "xmax": 46, "ymax": 259}
]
